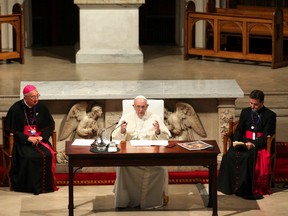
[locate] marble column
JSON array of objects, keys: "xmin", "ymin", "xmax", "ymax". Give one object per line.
[{"xmin": 74, "ymin": 0, "xmax": 145, "ymax": 63}]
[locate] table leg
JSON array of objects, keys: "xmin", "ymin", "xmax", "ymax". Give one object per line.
[
  {"xmin": 68, "ymin": 165, "xmax": 74, "ymax": 216},
  {"xmin": 208, "ymin": 164, "xmax": 218, "ymax": 216}
]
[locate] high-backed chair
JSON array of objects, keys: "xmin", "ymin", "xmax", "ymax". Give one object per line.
[
  {"xmin": 222, "ymin": 117, "xmax": 276, "ymax": 187},
  {"xmin": 1, "ymin": 116, "xmax": 57, "ymax": 190},
  {"xmin": 122, "ymin": 99, "xmax": 164, "ymax": 120}
]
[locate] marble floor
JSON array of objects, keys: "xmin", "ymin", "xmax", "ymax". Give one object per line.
[
  {"xmin": 0, "ymin": 184, "xmax": 287, "ymax": 216},
  {"xmin": 1, "ymin": 45, "xmax": 288, "ymax": 215}
]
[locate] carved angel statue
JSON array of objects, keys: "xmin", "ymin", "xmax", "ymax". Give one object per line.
[
  {"xmin": 164, "ymin": 102, "xmax": 207, "ymax": 140},
  {"xmin": 59, "ymin": 102, "xmax": 103, "ymax": 141}
]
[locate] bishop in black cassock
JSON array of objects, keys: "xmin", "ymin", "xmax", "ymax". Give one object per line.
[{"xmin": 5, "ymin": 84, "xmax": 58, "ymax": 195}]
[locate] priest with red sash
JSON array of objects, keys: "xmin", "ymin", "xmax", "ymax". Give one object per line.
[
  {"xmin": 218, "ymin": 90, "xmax": 276, "ymax": 199},
  {"xmin": 5, "ymin": 84, "xmax": 58, "ymax": 195}
]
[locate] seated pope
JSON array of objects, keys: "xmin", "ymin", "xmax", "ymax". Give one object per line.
[{"xmin": 112, "ymin": 95, "xmax": 171, "ymax": 209}]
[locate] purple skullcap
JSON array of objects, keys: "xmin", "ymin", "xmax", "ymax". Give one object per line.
[{"xmin": 23, "ymin": 84, "xmax": 37, "ymax": 94}]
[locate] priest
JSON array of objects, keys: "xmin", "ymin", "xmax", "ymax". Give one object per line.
[{"xmin": 218, "ymin": 90, "xmax": 276, "ymax": 199}]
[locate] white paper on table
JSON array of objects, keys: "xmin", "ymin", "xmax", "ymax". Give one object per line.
[
  {"xmin": 72, "ymin": 139, "xmax": 95, "ymax": 146},
  {"xmin": 71, "ymin": 139, "xmax": 121, "ymax": 146},
  {"xmin": 111, "ymin": 140, "xmax": 121, "ymax": 145},
  {"xmin": 129, "ymin": 140, "xmax": 168, "ymax": 146}
]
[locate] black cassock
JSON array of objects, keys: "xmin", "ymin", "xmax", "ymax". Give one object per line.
[
  {"xmin": 5, "ymin": 100, "xmax": 57, "ymax": 195},
  {"xmin": 218, "ymin": 106, "xmax": 276, "ymax": 197}
]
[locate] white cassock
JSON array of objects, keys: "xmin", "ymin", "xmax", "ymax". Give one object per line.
[{"xmin": 112, "ymin": 111, "xmax": 171, "ymax": 209}]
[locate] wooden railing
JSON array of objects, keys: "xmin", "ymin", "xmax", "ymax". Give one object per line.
[
  {"xmin": 184, "ymin": 1, "xmax": 288, "ymax": 69},
  {"xmin": 213, "ymin": 6, "xmax": 288, "ymax": 37},
  {"xmin": 0, "ymin": 3, "xmax": 24, "ymax": 64}
]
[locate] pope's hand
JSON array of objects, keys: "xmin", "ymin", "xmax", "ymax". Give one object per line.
[
  {"xmin": 153, "ymin": 120, "xmax": 160, "ymax": 135},
  {"xmin": 121, "ymin": 121, "xmax": 128, "ymax": 134}
]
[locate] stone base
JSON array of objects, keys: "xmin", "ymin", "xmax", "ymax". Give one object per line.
[{"xmin": 75, "ymin": 48, "xmax": 143, "ymax": 63}]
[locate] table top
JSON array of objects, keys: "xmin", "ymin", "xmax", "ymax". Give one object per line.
[
  {"xmin": 66, "ymin": 140, "xmax": 219, "ymax": 155},
  {"xmin": 65, "ymin": 140, "xmax": 220, "ymax": 167}
]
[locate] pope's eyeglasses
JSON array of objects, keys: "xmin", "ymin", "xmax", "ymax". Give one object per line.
[{"xmin": 134, "ymin": 105, "xmax": 147, "ymax": 110}]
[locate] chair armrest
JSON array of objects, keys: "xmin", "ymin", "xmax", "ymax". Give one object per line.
[
  {"xmin": 2, "ymin": 133, "xmax": 14, "ymax": 157},
  {"xmin": 223, "ymin": 134, "xmax": 228, "ymax": 155},
  {"xmin": 8, "ymin": 133, "xmax": 14, "ymax": 155},
  {"xmin": 223, "ymin": 131, "xmax": 233, "ymax": 155},
  {"xmin": 266, "ymin": 134, "xmax": 276, "ymax": 155},
  {"xmin": 222, "ymin": 117, "xmax": 238, "ymax": 155},
  {"xmin": 51, "ymin": 130, "xmax": 57, "ymax": 153}
]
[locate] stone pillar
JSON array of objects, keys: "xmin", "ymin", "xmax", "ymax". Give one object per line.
[
  {"xmin": 217, "ymin": 99, "xmax": 236, "ymax": 154},
  {"xmin": 74, "ymin": 0, "xmax": 145, "ymax": 64}
]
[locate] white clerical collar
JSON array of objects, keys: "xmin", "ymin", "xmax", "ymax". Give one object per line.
[{"xmin": 23, "ymin": 99, "xmax": 33, "ymax": 108}]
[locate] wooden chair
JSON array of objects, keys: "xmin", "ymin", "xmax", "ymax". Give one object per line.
[
  {"xmin": 222, "ymin": 117, "xmax": 276, "ymax": 187},
  {"xmin": 1, "ymin": 116, "xmax": 57, "ymax": 190}
]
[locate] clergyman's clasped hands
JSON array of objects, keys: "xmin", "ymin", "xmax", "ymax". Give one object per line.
[{"xmin": 28, "ymin": 136, "xmax": 43, "ymax": 146}]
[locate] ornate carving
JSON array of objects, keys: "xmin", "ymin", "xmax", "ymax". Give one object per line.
[
  {"xmin": 59, "ymin": 101, "xmax": 103, "ymax": 141},
  {"xmin": 164, "ymin": 102, "xmax": 207, "ymax": 140},
  {"xmin": 219, "ymin": 108, "xmax": 234, "ymax": 135}
]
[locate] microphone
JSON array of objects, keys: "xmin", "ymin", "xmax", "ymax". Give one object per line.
[
  {"xmin": 92, "ymin": 122, "xmax": 119, "ymax": 146},
  {"xmin": 110, "ymin": 121, "xmax": 127, "ymax": 142}
]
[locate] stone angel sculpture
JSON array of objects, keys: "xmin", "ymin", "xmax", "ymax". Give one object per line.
[
  {"xmin": 59, "ymin": 102, "xmax": 103, "ymax": 141},
  {"xmin": 164, "ymin": 102, "xmax": 207, "ymax": 140}
]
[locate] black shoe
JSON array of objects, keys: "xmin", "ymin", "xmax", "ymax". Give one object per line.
[{"xmin": 242, "ymin": 193, "xmax": 263, "ymax": 200}]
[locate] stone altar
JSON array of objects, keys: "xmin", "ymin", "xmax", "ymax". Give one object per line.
[
  {"xmin": 74, "ymin": 0, "xmax": 144, "ymax": 63},
  {"xmin": 20, "ymin": 80, "xmax": 244, "ymax": 154}
]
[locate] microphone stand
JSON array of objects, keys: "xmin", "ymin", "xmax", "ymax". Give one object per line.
[
  {"xmin": 91, "ymin": 122, "xmax": 118, "ymax": 147},
  {"xmin": 90, "ymin": 121, "xmax": 126, "ymax": 152},
  {"xmin": 107, "ymin": 121, "xmax": 126, "ymax": 152},
  {"xmin": 109, "ymin": 121, "xmax": 126, "ymax": 142}
]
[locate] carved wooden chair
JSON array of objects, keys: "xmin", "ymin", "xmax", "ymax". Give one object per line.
[
  {"xmin": 222, "ymin": 117, "xmax": 276, "ymax": 187},
  {"xmin": 1, "ymin": 116, "xmax": 57, "ymax": 190}
]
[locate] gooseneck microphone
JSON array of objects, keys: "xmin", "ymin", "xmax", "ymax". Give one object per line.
[
  {"xmin": 110, "ymin": 121, "xmax": 127, "ymax": 142},
  {"xmin": 92, "ymin": 122, "xmax": 119, "ymax": 145}
]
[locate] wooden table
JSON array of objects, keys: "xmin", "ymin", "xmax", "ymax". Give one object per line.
[{"xmin": 65, "ymin": 140, "xmax": 220, "ymax": 216}]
